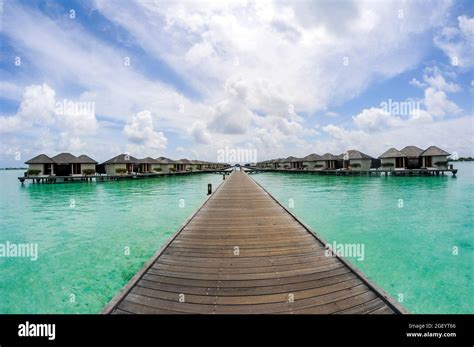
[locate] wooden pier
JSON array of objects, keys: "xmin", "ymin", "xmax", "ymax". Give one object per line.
[{"xmin": 103, "ymin": 171, "xmax": 406, "ymax": 314}]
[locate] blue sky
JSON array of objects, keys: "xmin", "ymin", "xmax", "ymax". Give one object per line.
[{"xmin": 0, "ymin": 0, "xmax": 473, "ymax": 166}]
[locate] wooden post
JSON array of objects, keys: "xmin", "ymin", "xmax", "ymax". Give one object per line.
[
  {"xmin": 207, "ymin": 183, "xmax": 212, "ymax": 195},
  {"xmin": 223, "ymin": 174, "xmax": 226, "ymax": 180}
]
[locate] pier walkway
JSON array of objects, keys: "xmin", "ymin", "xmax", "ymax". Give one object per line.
[{"xmin": 103, "ymin": 171, "xmax": 405, "ymax": 314}]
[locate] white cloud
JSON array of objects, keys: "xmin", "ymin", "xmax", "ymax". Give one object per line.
[
  {"xmin": 93, "ymin": 0, "xmax": 453, "ymax": 116},
  {"xmin": 408, "ymin": 67, "xmax": 462, "ymax": 118},
  {"xmin": 423, "ymin": 71, "xmax": 460, "ymax": 93},
  {"xmin": 0, "ymin": 83, "xmax": 97, "ymax": 135},
  {"xmin": 434, "ymin": 15, "xmax": 474, "ymax": 68},
  {"xmin": 409, "ymin": 78, "xmax": 426, "ymax": 88},
  {"xmin": 0, "ymin": 83, "xmax": 102, "ymax": 161},
  {"xmin": 1, "ymin": 1, "xmax": 471, "ymax": 163},
  {"xmin": 424, "ymin": 87, "xmax": 462, "ymax": 117},
  {"xmin": 320, "ymin": 116, "xmax": 473, "ymax": 157},
  {"xmin": 123, "ymin": 110, "xmax": 167, "ymax": 154},
  {"xmin": 210, "ymin": 99, "xmax": 255, "ymax": 134},
  {"xmin": 352, "ymin": 107, "xmax": 403, "ymax": 131},
  {"xmin": 190, "ymin": 121, "xmax": 211, "ymax": 144}
]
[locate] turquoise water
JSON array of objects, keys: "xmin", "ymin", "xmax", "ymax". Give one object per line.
[
  {"xmin": 252, "ymin": 163, "xmax": 474, "ymax": 314},
  {"xmin": 1, "ymin": 166, "xmax": 472, "ymax": 314},
  {"xmin": 0, "ymin": 171, "xmax": 224, "ymax": 313}
]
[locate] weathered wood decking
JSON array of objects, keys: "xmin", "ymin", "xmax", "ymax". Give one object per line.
[{"xmin": 103, "ymin": 171, "xmax": 406, "ymax": 314}]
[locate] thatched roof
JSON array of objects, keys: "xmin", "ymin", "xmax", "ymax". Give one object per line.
[
  {"xmin": 51, "ymin": 153, "xmax": 79, "ymax": 164},
  {"xmin": 379, "ymin": 148, "xmax": 405, "ymax": 159},
  {"xmin": 303, "ymin": 153, "xmax": 321, "ymax": 161},
  {"xmin": 156, "ymin": 157, "xmax": 174, "ymax": 164},
  {"xmin": 103, "ymin": 154, "xmax": 139, "ymax": 164},
  {"xmin": 319, "ymin": 153, "xmax": 339, "ymax": 160},
  {"xmin": 400, "ymin": 146, "xmax": 424, "ymax": 157},
  {"xmin": 280, "ymin": 156, "xmax": 301, "ymax": 162},
  {"xmin": 345, "ymin": 150, "xmax": 373, "ymax": 160},
  {"xmin": 76, "ymin": 154, "xmax": 98, "ymax": 164},
  {"xmin": 138, "ymin": 157, "xmax": 159, "ymax": 164},
  {"xmin": 176, "ymin": 158, "xmax": 191, "ymax": 164},
  {"xmin": 421, "ymin": 146, "xmax": 450, "ymax": 157},
  {"xmin": 25, "ymin": 154, "xmax": 54, "ymax": 164}
]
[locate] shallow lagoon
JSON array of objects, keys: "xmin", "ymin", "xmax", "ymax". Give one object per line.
[{"xmin": 252, "ymin": 162, "xmax": 474, "ymax": 313}]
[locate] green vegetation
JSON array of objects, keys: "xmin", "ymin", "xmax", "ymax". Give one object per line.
[
  {"xmin": 115, "ymin": 168, "xmax": 128, "ymax": 174},
  {"xmin": 169, "ymin": 167, "xmax": 176, "ymax": 172},
  {"xmin": 434, "ymin": 161, "xmax": 448, "ymax": 166},
  {"xmin": 27, "ymin": 169, "xmax": 41, "ymax": 176},
  {"xmin": 82, "ymin": 169, "xmax": 95, "ymax": 175},
  {"xmin": 382, "ymin": 163, "xmax": 394, "ymax": 167},
  {"xmin": 351, "ymin": 163, "xmax": 361, "ymax": 168},
  {"xmin": 154, "ymin": 168, "xmax": 162, "ymax": 172}
]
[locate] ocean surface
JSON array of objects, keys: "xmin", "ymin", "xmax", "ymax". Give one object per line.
[
  {"xmin": 0, "ymin": 171, "xmax": 224, "ymax": 313},
  {"xmin": 1, "ymin": 164, "xmax": 472, "ymax": 313},
  {"xmin": 252, "ymin": 162, "xmax": 474, "ymax": 314}
]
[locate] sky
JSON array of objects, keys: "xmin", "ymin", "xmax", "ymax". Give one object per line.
[{"xmin": 0, "ymin": 0, "xmax": 473, "ymax": 166}]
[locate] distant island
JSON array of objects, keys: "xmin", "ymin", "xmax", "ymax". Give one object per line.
[
  {"xmin": 0, "ymin": 168, "xmax": 27, "ymax": 170},
  {"xmin": 449, "ymin": 157, "xmax": 474, "ymax": 162}
]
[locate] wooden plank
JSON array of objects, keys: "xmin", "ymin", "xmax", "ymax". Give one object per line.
[{"xmin": 104, "ymin": 171, "xmax": 405, "ymax": 314}]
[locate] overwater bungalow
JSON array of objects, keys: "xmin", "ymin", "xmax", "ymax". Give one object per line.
[
  {"xmin": 190, "ymin": 160, "xmax": 203, "ymax": 171},
  {"xmin": 25, "ymin": 153, "xmax": 98, "ymax": 176},
  {"xmin": 262, "ymin": 160, "xmax": 272, "ymax": 169},
  {"xmin": 203, "ymin": 161, "xmax": 214, "ymax": 170},
  {"xmin": 317, "ymin": 153, "xmax": 343, "ymax": 170},
  {"xmin": 379, "ymin": 148, "xmax": 406, "ymax": 170},
  {"xmin": 270, "ymin": 159, "xmax": 280, "ymax": 169},
  {"xmin": 343, "ymin": 150, "xmax": 374, "ymax": 171},
  {"xmin": 400, "ymin": 145, "xmax": 424, "ymax": 169},
  {"xmin": 155, "ymin": 157, "xmax": 175, "ymax": 173},
  {"xmin": 103, "ymin": 154, "xmax": 139, "ymax": 175},
  {"xmin": 200, "ymin": 161, "xmax": 212, "ymax": 170},
  {"xmin": 291, "ymin": 157, "xmax": 304, "ymax": 169},
  {"xmin": 302, "ymin": 153, "xmax": 322, "ymax": 170},
  {"xmin": 420, "ymin": 146, "xmax": 450, "ymax": 169},
  {"xmin": 278, "ymin": 157, "xmax": 291, "ymax": 170},
  {"xmin": 76, "ymin": 155, "xmax": 98, "ymax": 175},
  {"xmin": 250, "ymin": 145, "xmax": 456, "ymax": 177},
  {"xmin": 280, "ymin": 156, "xmax": 301, "ymax": 170},
  {"xmin": 137, "ymin": 157, "xmax": 159, "ymax": 173},
  {"xmin": 51, "ymin": 153, "xmax": 82, "ymax": 176},
  {"xmin": 25, "ymin": 154, "xmax": 55, "ymax": 176},
  {"xmin": 174, "ymin": 159, "xmax": 190, "ymax": 172}
]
